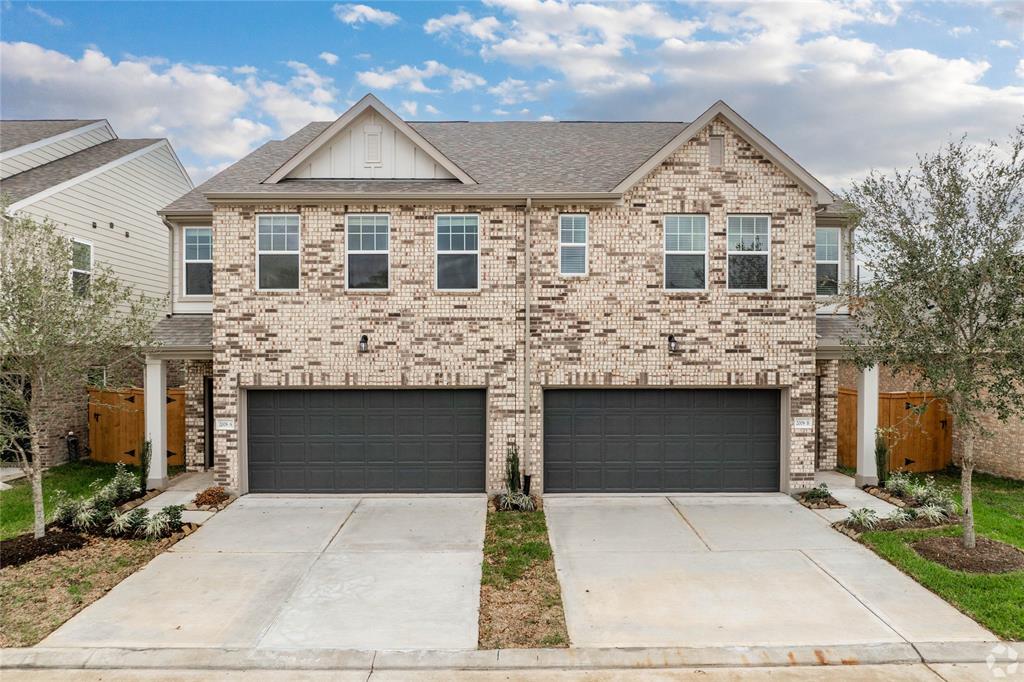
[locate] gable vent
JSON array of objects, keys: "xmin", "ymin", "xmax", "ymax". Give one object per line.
[
  {"xmin": 709, "ymin": 135, "xmax": 724, "ymax": 168},
  {"xmin": 364, "ymin": 124, "xmax": 382, "ymax": 166}
]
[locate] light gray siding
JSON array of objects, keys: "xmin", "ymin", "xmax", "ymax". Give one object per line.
[
  {"xmin": 16, "ymin": 142, "xmax": 193, "ymax": 309},
  {"xmin": 1, "ymin": 122, "xmax": 115, "ymax": 179}
]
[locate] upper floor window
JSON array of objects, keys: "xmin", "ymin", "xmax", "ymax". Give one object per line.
[
  {"xmin": 816, "ymin": 227, "xmax": 840, "ymax": 296},
  {"xmin": 257, "ymin": 214, "xmax": 299, "ymax": 290},
  {"xmin": 70, "ymin": 239, "xmax": 92, "ymax": 297},
  {"xmin": 664, "ymin": 215, "xmax": 707, "ymax": 290},
  {"xmin": 727, "ymin": 215, "xmax": 770, "ymax": 291},
  {"xmin": 559, "ymin": 214, "xmax": 588, "ymax": 276},
  {"xmin": 436, "ymin": 215, "xmax": 479, "ymax": 290},
  {"xmin": 183, "ymin": 227, "xmax": 213, "ymax": 296},
  {"xmin": 347, "ymin": 214, "xmax": 389, "ymax": 290},
  {"xmin": 709, "ymin": 135, "xmax": 724, "ymax": 168}
]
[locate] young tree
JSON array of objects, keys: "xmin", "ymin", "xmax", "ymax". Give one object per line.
[
  {"xmin": 843, "ymin": 125, "xmax": 1024, "ymax": 549},
  {"xmin": 0, "ymin": 206, "xmax": 158, "ymax": 538}
]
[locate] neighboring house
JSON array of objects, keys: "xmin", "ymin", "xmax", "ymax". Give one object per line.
[
  {"xmin": 151, "ymin": 93, "xmax": 873, "ymax": 493},
  {"xmin": 0, "ymin": 119, "xmax": 193, "ymax": 466}
]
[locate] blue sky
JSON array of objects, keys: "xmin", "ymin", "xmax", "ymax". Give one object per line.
[{"xmin": 2, "ymin": 1, "xmax": 1022, "ymax": 187}]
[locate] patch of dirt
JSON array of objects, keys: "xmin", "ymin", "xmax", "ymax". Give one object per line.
[
  {"xmin": 912, "ymin": 536, "xmax": 1024, "ymax": 574},
  {"xmin": 800, "ymin": 494, "xmax": 844, "ymax": 509},
  {"xmin": 193, "ymin": 486, "xmax": 229, "ymax": 507},
  {"xmin": 479, "ymin": 558, "xmax": 568, "ymax": 649},
  {"xmin": 0, "ymin": 527, "xmax": 89, "ymax": 568},
  {"xmin": 0, "ymin": 535, "xmax": 159, "ymax": 647}
]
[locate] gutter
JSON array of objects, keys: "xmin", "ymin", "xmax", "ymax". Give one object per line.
[
  {"xmin": 523, "ymin": 197, "xmax": 533, "ymax": 487},
  {"xmin": 201, "ymin": 191, "xmax": 622, "ymax": 204}
]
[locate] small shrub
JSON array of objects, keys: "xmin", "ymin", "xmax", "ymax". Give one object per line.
[
  {"xmin": 51, "ymin": 492, "xmax": 83, "ymax": 527},
  {"xmin": 803, "ymin": 483, "xmax": 832, "ymax": 501},
  {"xmin": 109, "ymin": 463, "xmax": 140, "ymax": 503},
  {"xmin": 886, "ymin": 507, "xmax": 913, "ymax": 526},
  {"xmin": 918, "ymin": 504, "xmax": 953, "ymax": 523},
  {"xmin": 107, "ymin": 509, "xmax": 144, "ymax": 537},
  {"xmin": 505, "ymin": 444, "xmax": 522, "ymax": 494},
  {"xmin": 874, "ymin": 431, "xmax": 889, "ymax": 485},
  {"xmin": 139, "ymin": 439, "xmax": 152, "ymax": 495},
  {"xmin": 846, "ymin": 507, "xmax": 880, "ymax": 530},
  {"xmin": 496, "ymin": 491, "xmax": 536, "ymax": 512},
  {"xmin": 71, "ymin": 503, "xmax": 102, "ymax": 532},
  {"xmin": 884, "ymin": 471, "xmax": 913, "ymax": 497},
  {"xmin": 162, "ymin": 505, "xmax": 184, "ymax": 533},
  {"xmin": 142, "ymin": 510, "xmax": 171, "ymax": 539},
  {"xmin": 193, "ymin": 486, "xmax": 229, "ymax": 507}
]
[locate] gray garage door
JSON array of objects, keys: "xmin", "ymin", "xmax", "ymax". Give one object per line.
[
  {"xmin": 247, "ymin": 389, "xmax": 486, "ymax": 493},
  {"xmin": 544, "ymin": 389, "xmax": 780, "ymax": 493}
]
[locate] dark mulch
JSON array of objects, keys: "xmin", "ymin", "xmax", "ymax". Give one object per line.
[
  {"xmin": 193, "ymin": 486, "xmax": 230, "ymax": 507},
  {"xmin": 841, "ymin": 516, "xmax": 959, "ymax": 534},
  {"xmin": 912, "ymin": 536, "xmax": 1024, "ymax": 574},
  {"xmin": 0, "ymin": 527, "xmax": 89, "ymax": 568}
]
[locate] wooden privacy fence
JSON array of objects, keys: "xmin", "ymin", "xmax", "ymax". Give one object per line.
[
  {"xmin": 87, "ymin": 388, "xmax": 185, "ymax": 467},
  {"xmin": 838, "ymin": 388, "xmax": 952, "ymax": 473}
]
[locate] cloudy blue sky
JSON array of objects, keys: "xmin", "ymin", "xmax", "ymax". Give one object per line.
[{"xmin": 2, "ymin": 1, "xmax": 1022, "ymax": 187}]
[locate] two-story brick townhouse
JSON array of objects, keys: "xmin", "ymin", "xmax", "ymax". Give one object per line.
[
  {"xmin": 1, "ymin": 119, "xmax": 193, "ymax": 466},
  {"xmin": 150, "ymin": 94, "xmax": 877, "ymax": 493}
]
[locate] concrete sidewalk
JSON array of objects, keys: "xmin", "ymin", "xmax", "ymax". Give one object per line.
[
  {"xmin": 813, "ymin": 470, "xmax": 898, "ymax": 523},
  {"xmin": 2, "ymin": 641, "xmax": 1020, "ymax": 680}
]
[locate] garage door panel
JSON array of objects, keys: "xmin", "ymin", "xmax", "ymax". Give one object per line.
[
  {"xmin": 247, "ymin": 389, "xmax": 485, "ymax": 493},
  {"xmin": 544, "ymin": 389, "xmax": 779, "ymax": 493}
]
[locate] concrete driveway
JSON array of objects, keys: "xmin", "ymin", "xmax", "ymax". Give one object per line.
[
  {"xmin": 545, "ymin": 494, "xmax": 995, "ymax": 648},
  {"xmin": 43, "ymin": 496, "xmax": 486, "ymax": 650}
]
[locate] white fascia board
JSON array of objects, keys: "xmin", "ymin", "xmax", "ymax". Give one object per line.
[
  {"xmin": 0, "ymin": 120, "xmax": 113, "ymax": 161},
  {"xmin": 6, "ymin": 140, "xmax": 169, "ymax": 213}
]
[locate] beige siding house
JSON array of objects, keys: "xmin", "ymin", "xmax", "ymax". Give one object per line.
[
  {"xmin": 152, "ymin": 94, "xmax": 881, "ymax": 493},
  {"xmin": 1, "ymin": 119, "xmax": 193, "ymax": 465}
]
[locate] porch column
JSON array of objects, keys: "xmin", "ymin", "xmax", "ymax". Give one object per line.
[
  {"xmin": 855, "ymin": 364, "xmax": 880, "ymax": 487},
  {"xmin": 144, "ymin": 355, "xmax": 168, "ymax": 489}
]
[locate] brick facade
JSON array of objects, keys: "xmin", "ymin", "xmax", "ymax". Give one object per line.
[
  {"xmin": 209, "ymin": 117, "xmax": 819, "ymax": 493},
  {"xmin": 184, "ymin": 359, "xmax": 212, "ymax": 471},
  {"xmin": 815, "ymin": 359, "xmax": 839, "ymax": 470}
]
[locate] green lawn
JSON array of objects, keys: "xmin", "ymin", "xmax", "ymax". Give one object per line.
[
  {"xmin": 861, "ymin": 468, "xmax": 1024, "ymax": 639},
  {"xmin": 0, "ymin": 460, "xmax": 185, "ymax": 541},
  {"xmin": 482, "ymin": 509, "xmax": 554, "ymax": 588}
]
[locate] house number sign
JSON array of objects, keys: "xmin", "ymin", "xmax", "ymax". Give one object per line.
[
  {"xmin": 792, "ymin": 417, "xmax": 813, "ymax": 430},
  {"xmin": 215, "ymin": 418, "xmax": 235, "ymax": 431}
]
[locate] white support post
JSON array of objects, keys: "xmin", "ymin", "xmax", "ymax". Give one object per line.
[
  {"xmin": 144, "ymin": 355, "xmax": 168, "ymax": 489},
  {"xmin": 856, "ymin": 364, "xmax": 880, "ymax": 487}
]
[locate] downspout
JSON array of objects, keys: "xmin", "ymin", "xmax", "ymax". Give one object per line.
[
  {"xmin": 523, "ymin": 197, "xmax": 533, "ymax": 488},
  {"xmin": 161, "ymin": 217, "xmax": 176, "ymax": 316}
]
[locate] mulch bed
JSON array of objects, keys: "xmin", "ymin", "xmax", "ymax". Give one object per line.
[
  {"xmin": 0, "ymin": 528, "xmax": 89, "ymax": 569},
  {"xmin": 834, "ymin": 516, "xmax": 959, "ymax": 539},
  {"xmin": 862, "ymin": 486, "xmax": 914, "ymax": 508},
  {"xmin": 192, "ymin": 486, "xmax": 230, "ymax": 507},
  {"xmin": 479, "ymin": 558, "xmax": 568, "ymax": 649},
  {"xmin": 800, "ymin": 494, "xmax": 845, "ymax": 509},
  {"xmin": 912, "ymin": 536, "xmax": 1024, "ymax": 574}
]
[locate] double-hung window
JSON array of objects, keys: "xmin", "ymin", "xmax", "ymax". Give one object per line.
[
  {"xmin": 726, "ymin": 215, "xmax": 770, "ymax": 290},
  {"xmin": 346, "ymin": 215, "xmax": 389, "ymax": 290},
  {"xmin": 436, "ymin": 214, "xmax": 479, "ymax": 290},
  {"xmin": 183, "ymin": 227, "xmax": 213, "ymax": 296},
  {"xmin": 816, "ymin": 227, "xmax": 841, "ymax": 296},
  {"xmin": 70, "ymin": 239, "xmax": 92, "ymax": 297},
  {"xmin": 559, "ymin": 214, "xmax": 587, "ymax": 276},
  {"xmin": 257, "ymin": 214, "xmax": 300, "ymax": 290},
  {"xmin": 664, "ymin": 215, "xmax": 707, "ymax": 290}
]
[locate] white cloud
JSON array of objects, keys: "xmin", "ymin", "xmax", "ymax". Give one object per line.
[
  {"xmin": 357, "ymin": 60, "xmax": 485, "ymax": 93},
  {"xmin": 949, "ymin": 25, "xmax": 974, "ymax": 38},
  {"xmin": 246, "ymin": 61, "xmax": 339, "ymax": 134},
  {"xmin": 488, "ymin": 78, "xmax": 537, "ymax": 105},
  {"xmin": 332, "ymin": 3, "xmax": 399, "ymax": 27},
  {"xmin": 400, "ymin": 100, "xmax": 418, "ymax": 116},
  {"xmin": 233, "ymin": 65, "xmax": 258, "ymax": 75},
  {"xmin": 992, "ymin": 39, "xmax": 1016, "ymax": 48},
  {"xmin": 492, "ymin": 108, "xmax": 509, "ymax": 116},
  {"xmin": 355, "ymin": 52, "xmax": 372, "ymax": 60},
  {"xmin": 25, "ymin": 5, "xmax": 64, "ymax": 27},
  {"xmin": 424, "ymin": 10, "xmax": 501, "ymax": 41},
  {"xmin": 1017, "ymin": 59, "xmax": 1024, "ymax": 79},
  {"xmin": 424, "ymin": 104, "xmax": 440, "ymax": 115},
  {"xmin": 538, "ymin": 114, "xmax": 556, "ymax": 121},
  {"xmin": 518, "ymin": 108, "xmax": 530, "ymax": 115},
  {"xmin": 318, "ymin": 51, "xmax": 339, "ymax": 66}
]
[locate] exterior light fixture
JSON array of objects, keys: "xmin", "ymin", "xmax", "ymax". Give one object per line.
[
  {"xmin": 667, "ymin": 335, "xmax": 679, "ymax": 353},
  {"xmin": 358, "ymin": 335, "xmax": 369, "ymax": 353}
]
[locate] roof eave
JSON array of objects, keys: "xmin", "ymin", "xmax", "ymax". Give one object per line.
[{"xmin": 202, "ymin": 191, "xmax": 624, "ymax": 204}]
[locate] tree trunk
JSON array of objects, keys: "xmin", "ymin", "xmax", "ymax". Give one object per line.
[
  {"xmin": 960, "ymin": 431, "xmax": 976, "ymax": 550},
  {"xmin": 27, "ymin": 398, "xmax": 47, "ymax": 539}
]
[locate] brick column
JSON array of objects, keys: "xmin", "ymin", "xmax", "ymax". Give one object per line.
[{"xmin": 816, "ymin": 358, "xmax": 839, "ymax": 470}]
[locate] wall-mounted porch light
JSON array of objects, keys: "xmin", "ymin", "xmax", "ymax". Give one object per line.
[
  {"xmin": 358, "ymin": 334, "xmax": 369, "ymax": 353},
  {"xmin": 667, "ymin": 334, "xmax": 679, "ymax": 353}
]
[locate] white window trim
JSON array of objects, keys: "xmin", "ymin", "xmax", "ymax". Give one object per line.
[
  {"xmin": 181, "ymin": 226, "xmax": 213, "ymax": 299},
  {"xmin": 558, "ymin": 213, "xmax": 589, "ymax": 277},
  {"xmin": 663, "ymin": 214, "xmax": 708, "ymax": 292},
  {"xmin": 816, "ymin": 226, "xmax": 841, "ymax": 297},
  {"xmin": 725, "ymin": 214, "xmax": 772, "ymax": 292},
  {"xmin": 255, "ymin": 213, "xmax": 301, "ymax": 292},
  {"xmin": 434, "ymin": 213, "xmax": 481, "ymax": 292},
  {"xmin": 344, "ymin": 214, "xmax": 390, "ymax": 292},
  {"xmin": 70, "ymin": 237, "xmax": 93, "ymax": 291}
]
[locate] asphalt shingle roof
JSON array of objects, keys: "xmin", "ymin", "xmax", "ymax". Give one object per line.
[
  {"xmin": 0, "ymin": 138, "xmax": 160, "ymax": 203},
  {"xmin": 0, "ymin": 119, "xmax": 103, "ymax": 153},
  {"xmin": 816, "ymin": 314, "xmax": 863, "ymax": 347},
  {"xmin": 153, "ymin": 315, "xmax": 212, "ymax": 348},
  {"xmin": 162, "ymin": 121, "xmax": 689, "ymax": 214}
]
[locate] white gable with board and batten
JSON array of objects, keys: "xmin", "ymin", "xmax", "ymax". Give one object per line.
[{"xmin": 267, "ymin": 93, "xmax": 475, "ymax": 184}]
